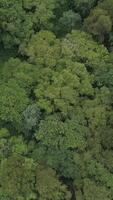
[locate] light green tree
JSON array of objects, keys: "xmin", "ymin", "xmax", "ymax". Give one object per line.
[
  {"xmin": 35, "ymin": 164, "xmax": 71, "ymax": 200},
  {"xmin": 0, "ymin": 155, "xmax": 36, "ymax": 200},
  {"xmin": 0, "ymin": 80, "xmax": 29, "ymax": 131}
]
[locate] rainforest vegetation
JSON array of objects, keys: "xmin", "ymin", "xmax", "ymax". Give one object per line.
[{"xmin": 0, "ymin": 0, "xmax": 113, "ymax": 199}]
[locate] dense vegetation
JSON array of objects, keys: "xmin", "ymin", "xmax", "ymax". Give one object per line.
[{"xmin": 0, "ymin": 0, "xmax": 113, "ymax": 199}]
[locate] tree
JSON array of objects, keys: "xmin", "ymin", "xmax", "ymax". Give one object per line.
[
  {"xmin": 0, "ymin": 58, "xmax": 39, "ymax": 93},
  {"xmin": 0, "ymin": 80, "xmax": 29, "ymax": 131},
  {"xmin": 97, "ymin": 0, "xmax": 113, "ymax": 48},
  {"xmin": 22, "ymin": 104, "xmax": 42, "ymax": 137},
  {"xmin": 35, "ymin": 164, "xmax": 71, "ymax": 200},
  {"xmin": 57, "ymin": 10, "xmax": 81, "ymax": 36},
  {"xmin": 0, "ymin": 192, "xmax": 11, "ymax": 200},
  {"xmin": 0, "ymin": 0, "xmax": 33, "ymax": 48},
  {"xmin": 98, "ymin": 0, "xmax": 113, "ymax": 20},
  {"xmin": 34, "ymin": 61, "xmax": 93, "ymax": 116},
  {"xmin": 0, "ymin": 155, "xmax": 35, "ymax": 200},
  {"xmin": 35, "ymin": 115, "xmax": 87, "ymax": 151},
  {"xmin": 84, "ymin": 8, "xmax": 112, "ymax": 42},
  {"xmin": 21, "ymin": 30, "xmax": 61, "ymax": 66},
  {"xmin": 0, "ymin": 128, "xmax": 28, "ymax": 160},
  {"xmin": 83, "ymin": 179, "xmax": 112, "ymax": 200},
  {"xmin": 62, "ymin": 30, "xmax": 108, "ymax": 73},
  {"xmin": 85, "ymin": 159, "xmax": 113, "ymax": 190},
  {"xmin": 0, "ymin": 1, "xmax": 113, "ymax": 199},
  {"xmin": 9, "ymin": 135, "xmax": 28, "ymax": 155},
  {"xmin": 73, "ymin": 0, "xmax": 97, "ymax": 17},
  {"xmin": 0, "ymin": 128, "xmax": 10, "ymax": 160},
  {"xmin": 0, "ymin": 0, "xmax": 56, "ymax": 48}
]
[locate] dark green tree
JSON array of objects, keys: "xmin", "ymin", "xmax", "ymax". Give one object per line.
[
  {"xmin": 84, "ymin": 8, "xmax": 112, "ymax": 42},
  {"xmin": 57, "ymin": 10, "xmax": 81, "ymax": 36}
]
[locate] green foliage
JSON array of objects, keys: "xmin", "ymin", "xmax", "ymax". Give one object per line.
[
  {"xmin": 83, "ymin": 179, "xmax": 112, "ymax": 200},
  {"xmin": 0, "ymin": 155, "xmax": 35, "ymax": 200},
  {"xmin": 35, "ymin": 165, "xmax": 71, "ymax": 200},
  {"xmin": 0, "ymin": 58, "xmax": 38, "ymax": 92},
  {"xmin": 0, "ymin": 80, "xmax": 29, "ymax": 130},
  {"xmin": 21, "ymin": 30, "xmax": 61, "ymax": 65},
  {"xmin": 34, "ymin": 62, "xmax": 93, "ymax": 115},
  {"xmin": 22, "ymin": 104, "xmax": 41, "ymax": 137},
  {"xmin": 62, "ymin": 30, "xmax": 108, "ymax": 72},
  {"xmin": 84, "ymin": 8, "xmax": 112, "ymax": 42},
  {"xmin": 0, "ymin": 1, "xmax": 113, "ymax": 199},
  {"xmin": 35, "ymin": 115, "xmax": 87, "ymax": 151},
  {"xmin": 0, "ymin": 0, "xmax": 56, "ymax": 48},
  {"xmin": 0, "ymin": 0, "xmax": 33, "ymax": 48},
  {"xmin": 57, "ymin": 10, "xmax": 81, "ymax": 35},
  {"xmin": 0, "ymin": 128, "xmax": 27, "ymax": 160},
  {"xmin": 98, "ymin": 0, "xmax": 113, "ymax": 20},
  {"xmin": 73, "ymin": 0, "xmax": 97, "ymax": 17}
]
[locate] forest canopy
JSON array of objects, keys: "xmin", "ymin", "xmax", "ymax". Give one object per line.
[{"xmin": 0, "ymin": 0, "xmax": 113, "ymax": 200}]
